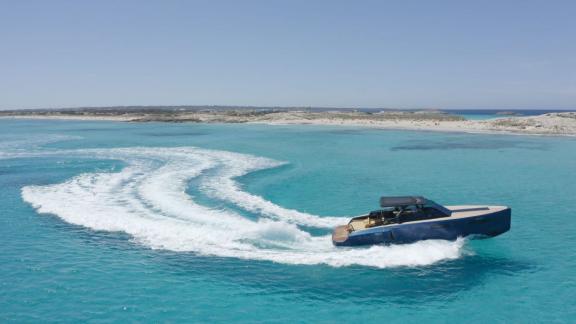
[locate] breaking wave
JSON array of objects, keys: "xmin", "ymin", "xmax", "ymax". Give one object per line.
[{"xmin": 14, "ymin": 144, "xmax": 465, "ymax": 268}]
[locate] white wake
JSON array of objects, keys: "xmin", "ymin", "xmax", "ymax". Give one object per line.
[{"xmin": 13, "ymin": 145, "xmax": 465, "ymax": 268}]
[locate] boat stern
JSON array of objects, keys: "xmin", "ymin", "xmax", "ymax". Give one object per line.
[{"xmin": 332, "ymin": 225, "xmax": 350, "ymax": 246}]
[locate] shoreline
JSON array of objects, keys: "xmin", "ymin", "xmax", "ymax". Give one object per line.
[{"xmin": 2, "ymin": 110, "xmax": 576, "ymax": 137}]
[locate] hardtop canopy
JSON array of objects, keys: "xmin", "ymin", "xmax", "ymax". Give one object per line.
[
  {"xmin": 379, "ymin": 196, "xmax": 452, "ymax": 216},
  {"xmin": 379, "ymin": 196, "xmax": 427, "ymax": 207}
]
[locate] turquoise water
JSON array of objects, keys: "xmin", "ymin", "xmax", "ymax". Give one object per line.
[
  {"xmin": 1, "ymin": 119, "xmax": 576, "ymax": 322},
  {"xmin": 458, "ymin": 113, "xmax": 501, "ymax": 120},
  {"xmin": 447, "ymin": 109, "xmax": 565, "ymax": 120}
]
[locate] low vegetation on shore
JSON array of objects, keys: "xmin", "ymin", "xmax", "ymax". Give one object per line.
[
  {"xmin": 0, "ymin": 107, "xmax": 462, "ymax": 122},
  {"xmin": 2, "ymin": 107, "xmax": 575, "ymax": 136}
]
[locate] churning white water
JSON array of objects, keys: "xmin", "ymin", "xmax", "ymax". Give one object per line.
[{"xmin": 18, "ymin": 146, "xmax": 465, "ymax": 268}]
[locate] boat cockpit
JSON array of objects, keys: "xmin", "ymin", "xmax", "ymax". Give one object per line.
[{"xmin": 347, "ymin": 196, "xmax": 452, "ymax": 232}]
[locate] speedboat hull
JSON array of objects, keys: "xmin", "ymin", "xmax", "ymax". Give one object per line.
[{"xmin": 332, "ymin": 206, "xmax": 511, "ymax": 247}]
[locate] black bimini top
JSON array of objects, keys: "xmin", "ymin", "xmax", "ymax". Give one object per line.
[
  {"xmin": 379, "ymin": 196, "xmax": 427, "ymax": 207},
  {"xmin": 379, "ymin": 196, "xmax": 452, "ymax": 216}
]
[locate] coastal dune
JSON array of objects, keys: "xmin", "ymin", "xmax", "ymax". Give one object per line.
[{"xmin": 2, "ymin": 108, "xmax": 576, "ymax": 136}]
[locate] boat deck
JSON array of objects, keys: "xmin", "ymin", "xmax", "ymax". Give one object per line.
[
  {"xmin": 348, "ymin": 205, "xmax": 508, "ymax": 232},
  {"xmin": 332, "ymin": 225, "xmax": 350, "ymax": 243}
]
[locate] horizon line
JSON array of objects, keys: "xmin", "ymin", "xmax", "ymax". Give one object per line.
[{"xmin": 1, "ymin": 105, "xmax": 575, "ymax": 112}]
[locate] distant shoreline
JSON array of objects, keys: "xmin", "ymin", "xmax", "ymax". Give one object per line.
[{"xmin": 2, "ymin": 107, "xmax": 576, "ymax": 136}]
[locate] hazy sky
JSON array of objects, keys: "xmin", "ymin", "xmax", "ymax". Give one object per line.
[{"xmin": 1, "ymin": 0, "xmax": 575, "ymax": 109}]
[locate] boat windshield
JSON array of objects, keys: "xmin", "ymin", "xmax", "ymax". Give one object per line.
[{"xmin": 349, "ymin": 204, "xmax": 451, "ymax": 231}]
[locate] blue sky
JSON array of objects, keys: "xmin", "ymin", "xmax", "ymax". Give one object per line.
[{"xmin": 1, "ymin": 0, "xmax": 575, "ymax": 109}]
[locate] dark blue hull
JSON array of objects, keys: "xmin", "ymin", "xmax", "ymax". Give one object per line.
[{"xmin": 333, "ymin": 208, "xmax": 511, "ymax": 247}]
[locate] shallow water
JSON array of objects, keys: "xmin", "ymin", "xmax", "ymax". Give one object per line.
[{"xmin": 1, "ymin": 119, "xmax": 575, "ymax": 322}]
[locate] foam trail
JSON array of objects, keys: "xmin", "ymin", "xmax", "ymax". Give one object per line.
[
  {"xmin": 0, "ymin": 134, "xmax": 80, "ymax": 150},
  {"xmin": 0, "ymin": 134, "xmax": 81, "ymax": 159},
  {"xmin": 19, "ymin": 145, "xmax": 466, "ymax": 268},
  {"xmin": 198, "ymin": 150, "xmax": 345, "ymax": 228}
]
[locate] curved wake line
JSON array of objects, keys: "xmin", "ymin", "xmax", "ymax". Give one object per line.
[
  {"xmin": 0, "ymin": 134, "xmax": 81, "ymax": 159},
  {"xmin": 0, "ymin": 134, "xmax": 80, "ymax": 149},
  {"xmin": 15, "ymin": 144, "xmax": 466, "ymax": 268}
]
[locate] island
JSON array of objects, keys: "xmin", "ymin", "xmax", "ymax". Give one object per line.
[{"xmin": 1, "ymin": 106, "xmax": 576, "ymax": 136}]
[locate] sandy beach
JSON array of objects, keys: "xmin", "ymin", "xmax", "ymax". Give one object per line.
[{"xmin": 2, "ymin": 109, "xmax": 576, "ymax": 136}]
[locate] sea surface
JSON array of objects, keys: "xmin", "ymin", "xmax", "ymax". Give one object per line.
[
  {"xmin": 447, "ymin": 109, "xmax": 565, "ymax": 120},
  {"xmin": 1, "ymin": 119, "xmax": 575, "ymax": 322},
  {"xmin": 359, "ymin": 108, "xmax": 569, "ymax": 120}
]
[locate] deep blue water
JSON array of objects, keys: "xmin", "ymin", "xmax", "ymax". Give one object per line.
[{"xmin": 1, "ymin": 119, "xmax": 576, "ymax": 322}]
